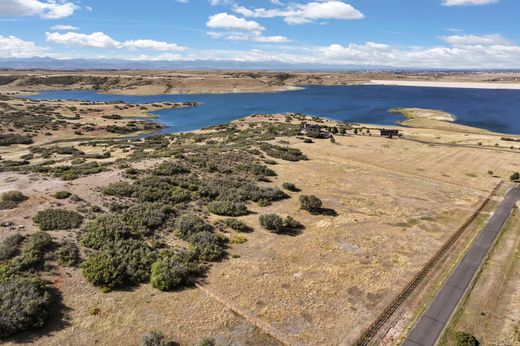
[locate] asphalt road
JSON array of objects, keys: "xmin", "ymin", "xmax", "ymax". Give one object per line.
[{"xmin": 403, "ymin": 185, "xmax": 520, "ymax": 346}]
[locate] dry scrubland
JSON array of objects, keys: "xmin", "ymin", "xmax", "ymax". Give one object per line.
[
  {"xmin": 1, "ymin": 70, "xmax": 520, "ymax": 95},
  {"xmin": 0, "ymin": 95, "xmax": 519, "ymax": 345}
]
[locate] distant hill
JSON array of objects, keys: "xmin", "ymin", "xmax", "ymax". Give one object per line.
[{"xmin": 3, "ymin": 57, "xmax": 515, "ymax": 72}]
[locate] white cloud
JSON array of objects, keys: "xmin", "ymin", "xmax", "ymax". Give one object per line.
[
  {"xmin": 442, "ymin": 0, "xmax": 498, "ymax": 6},
  {"xmin": 123, "ymin": 39, "xmax": 185, "ymax": 51},
  {"xmin": 50, "ymin": 24, "xmax": 79, "ymax": 31},
  {"xmin": 207, "ymin": 12, "xmax": 265, "ymax": 31},
  {"xmin": 209, "ymin": 0, "xmax": 233, "ymax": 5},
  {"xmin": 46, "ymin": 31, "xmax": 120, "ymax": 49},
  {"xmin": 45, "ymin": 32, "xmax": 185, "ymax": 51},
  {"xmin": 321, "ymin": 35, "xmax": 520, "ymax": 68},
  {"xmin": 233, "ymin": 1, "xmax": 364, "ymax": 25},
  {"xmin": 0, "ymin": 0, "xmax": 79, "ymax": 19},
  {"xmin": 0, "ymin": 34, "xmax": 47, "ymax": 57},
  {"xmin": 208, "ymin": 31, "xmax": 288, "ymax": 43},
  {"xmin": 440, "ymin": 34, "xmax": 511, "ymax": 46}
]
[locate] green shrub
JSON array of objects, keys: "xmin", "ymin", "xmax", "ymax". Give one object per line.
[
  {"xmin": 82, "ymin": 240, "xmax": 156, "ymax": 291},
  {"xmin": 1, "ymin": 191, "xmax": 27, "ymax": 203},
  {"xmin": 454, "ymin": 331, "xmax": 479, "ymax": 346},
  {"xmin": 170, "ymin": 186, "xmax": 191, "ymax": 203},
  {"xmin": 175, "ymin": 214, "xmax": 212, "ymax": 240},
  {"xmin": 81, "ymin": 251, "xmax": 124, "ymax": 290},
  {"xmin": 282, "ymin": 182, "xmax": 298, "ymax": 191},
  {"xmin": 224, "ymin": 218, "xmax": 251, "ymax": 232},
  {"xmin": 0, "ymin": 234, "xmax": 24, "ymax": 261},
  {"xmin": 53, "ymin": 191, "xmax": 71, "ymax": 199},
  {"xmin": 0, "ymin": 133, "xmax": 33, "ymax": 146},
  {"xmin": 284, "ymin": 216, "xmax": 302, "ymax": 230},
  {"xmin": 0, "ymin": 191, "xmax": 28, "ymax": 210},
  {"xmin": 197, "ymin": 337, "xmax": 216, "ymax": 346},
  {"xmin": 259, "ymin": 214, "xmax": 301, "ymax": 234},
  {"xmin": 10, "ymin": 232, "xmax": 53, "ymax": 271},
  {"xmin": 153, "ymin": 161, "xmax": 189, "ymax": 176},
  {"xmin": 102, "ymin": 181, "xmax": 134, "ymax": 197},
  {"xmin": 188, "ymin": 231, "xmax": 226, "ymax": 262},
  {"xmin": 299, "ymin": 195, "xmax": 323, "ymax": 213},
  {"xmin": 260, "ymin": 143, "xmax": 307, "ymax": 161},
  {"xmin": 140, "ymin": 331, "xmax": 175, "ymax": 346},
  {"xmin": 122, "ymin": 202, "xmax": 173, "ymax": 234},
  {"xmin": 511, "ymin": 172, "xmax": 520, "ymax": 181},
  {"xmin": 150, "ymin": 250, "xmax": 202, "ymax": 291},
  {"xmin": 56, "ymin": 242, "xmax": 79, "ymax": 266},
  {"xmin": 82, "ymin": 214, "xmax": 136, "ymax": 250},
  {"xmin": 259, "ymin": 214, "xmax": 284, "ymax": 233},
  {"xmin": 33, "ymin": 208, "xmax": 84, "ymax": 230},
  {"xmin": 0, "ymin": 277, "xmax": 52, "ymax": 337},
  {"xmin": 207, "ymin": 200, "xmax": 248, "ymax": 216}
]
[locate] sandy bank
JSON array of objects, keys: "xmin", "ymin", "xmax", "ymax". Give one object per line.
[{"xmin": 370, "ymin": 80, "xmax": 520, "ymax": 90}]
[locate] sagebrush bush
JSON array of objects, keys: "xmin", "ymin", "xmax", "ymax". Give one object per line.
[
  {"xmin": 175, "ymin": 214, "xmax": 212, "ymax": 240},
  {"xmin": 282, "ymin": 182, "xmax": 298, "ymax": 192},
  {"xmin": 150, "ymin": 249, "xmax": 202, "ymax": 291},
  {"xmin": 82, "ymin": 239, "xmax": 157, "ymax": 291},
  {"xmin": 188, "ymin": 231, "xmax": 226, "ymax": 262},
  {"xmin": 122, "ymin": 202, "xmax": 173, "ymax": 234},
  {"xmin": 0, "ymin": 191, "xmax": 28, "ymax": 210},
  {"xmin": 153, "ymin": 161, "xmax": 189, "ymax": 176},
  {"xmin": 82, "ymin": 214, "xmax": 135, "ymax": 250},
  {"xmin": 283, "ymin": 216, "xmax": 302, "ymax": 230},
  {"xmin": 140, "ymin": 331, "xmax": 175, "ymax": 346},
  {"xmin": 197, "ymin": 337, "xmax": 216, "ymax": 346},
  {"xmin": 299, "ymin": 195, "xmax": 323, "ymax": 213},
  {"xmin": 10, "ymin": 232, "xmax": 53, "ymax": 271},
  {"xmin": 224, "ymin": 218, "xmax": 251, "ymax": 232},
  {"xmin": 53, "ymin": 191, "xmax": 71, "ymax": 199},
  {"xmin": 454, "ymin": 331, "xmax": 479, "ymax": 346},
  {"xmin": 0, "ymin": 277, "xmax": 52, "ymax": 337},
  {"xmin": 0, "ymin": 234, "xmax": 24, "ymax": 261},
  {"xmin": 102, "ymin": 181, "xmax": 134, "ymax": 197},
  {"xmin": 1, "ymin": 191, "xmax": 27, "ymax": 203},
  {"xmin": 259, "ymin": 214, "xmax": 284, "ymax": 233},
  {"xmin": 207, "ymin": 200, "xmax": 248, "ymax": 216},
  {"xmin": 56, "ymin": 241, "xmax": 79, "ymax": 266},
  {"xmin": 33, "ymin": 208, "xmax": 83, "ymax": 230},
  {"xmin": 81, "ymin": 251, "xmax": 124, "ymax": 290}
]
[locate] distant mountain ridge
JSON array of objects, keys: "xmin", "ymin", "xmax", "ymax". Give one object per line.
[{"xmin": 1, "ymin": 57, "xmax": 517, "ymax": 72}]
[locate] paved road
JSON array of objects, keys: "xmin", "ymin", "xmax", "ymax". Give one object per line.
[{"xmin": 403, "ymin": 185, "xmax": 520, "ymax": 346}]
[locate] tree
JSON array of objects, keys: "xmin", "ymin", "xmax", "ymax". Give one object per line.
[
  {"xmin": 299, "ymin": 195, "xmax": 323, "ymax": 213},
  {"xmin": 510, "ymin": 172, "xmax": 520, "ymax": 181}
]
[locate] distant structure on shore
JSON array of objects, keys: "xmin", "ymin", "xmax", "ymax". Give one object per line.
[
  {"xmin": 380, "ymin": 129, "xmax": 401, "ymax": 138},
  {"xmin": 301, "ymin": 123, "xmax": 332, "ymax": 138}
]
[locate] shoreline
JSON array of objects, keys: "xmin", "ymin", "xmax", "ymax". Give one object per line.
[{"xmin": 369, "ymin": 80, "xmax": 520, "ymax": 90}]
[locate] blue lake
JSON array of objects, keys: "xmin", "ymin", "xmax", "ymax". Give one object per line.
[{"xmin": 27, "ymin": 85, "xmax": 520, "ymax": 135}]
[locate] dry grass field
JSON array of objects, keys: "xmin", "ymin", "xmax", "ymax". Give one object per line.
[
  {"xmin": 2, "ymin": 110, "xmax": 519, "ymax": 345},
  {"xmin": 1, "ymin": 70, "xmax": 520, "ymax": 96}
]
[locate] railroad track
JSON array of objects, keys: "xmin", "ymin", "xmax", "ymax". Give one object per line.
[{"xmin": 354, "ymin": 180, "xmax": 504, "ymax": 346}]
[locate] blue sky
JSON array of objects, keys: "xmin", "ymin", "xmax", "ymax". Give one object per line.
[{"xmin": 0, "ymin": 0, "xmax": 519, "ymax": 68}]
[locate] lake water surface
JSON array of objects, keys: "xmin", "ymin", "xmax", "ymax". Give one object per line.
[{"xmin": 28, "ymin": 85, "xmax": 520, "ymax": 135}]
